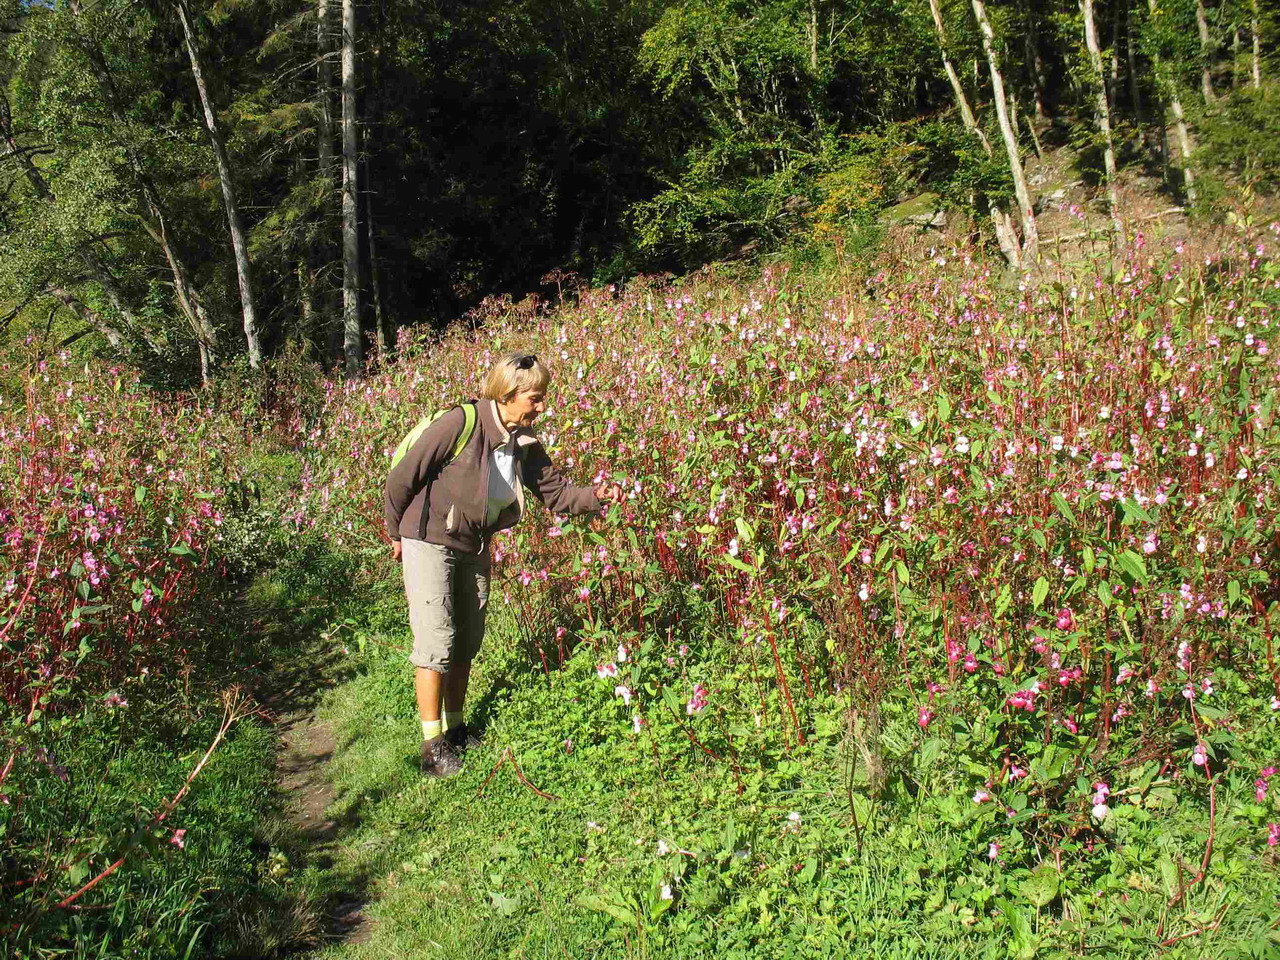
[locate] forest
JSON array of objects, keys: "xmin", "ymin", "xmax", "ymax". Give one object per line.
[{"xmin": 0, "ymin": 0, "xmax": 1276, "ymax": 380}]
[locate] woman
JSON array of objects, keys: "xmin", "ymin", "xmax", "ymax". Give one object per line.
[{"xmin": 384, "ymin": 351, "xmax": 622, "ymax": 776}]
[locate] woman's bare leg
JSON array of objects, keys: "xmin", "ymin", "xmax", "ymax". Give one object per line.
[
  {"xmin": 443, "ymin": 661, "xmax": 472, "ymax": 714},
  {"xmin": 415, "ymin": 666, "xmax": 443, "ymax": 724}
]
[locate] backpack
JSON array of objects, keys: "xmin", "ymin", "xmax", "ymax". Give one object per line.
[{"xmin": 390, "ymin": 402, "xmax": 477, "ymax": 471}]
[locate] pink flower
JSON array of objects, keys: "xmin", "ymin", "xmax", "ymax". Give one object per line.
[
  {"xmin": 1192, "ymin": 743, "xmax": 1208, "ymax": 767},
  {"xmin": 973, "ymin": 789, "xmax": 992, "ymax": 804},
  {"xmin": 1268, "ymin": 823, "xmax": 1280, "ymax": 847},
  {"xmin": 169, "ymin": 829, "xmax": 187, "ymax": 849},
  {"xmin": 987, "ymin": 842, "xmax": 1000, "ymax": 860},
  {"xmin": 1006, "ymin": 688, "xmax": 1037, "ymax": 712},
  {"xmin": 577, "ymin": 585, "xmax": 591, "ymax": 600},
  {"xmin": 1256, "ymin": 778, "xmax": 1269, "ymax": 802},
  {"xmin": 1008, "ymin": 765, "xmax": 1027, "ymax": 780},
  {"xmin": 1055, "ymin": 608, "xmax": 1075, "ymax": 631},
  {"xmin": 596, "ymin": 662, "xmax": 618, "ymax": 678},
  {"xmin": 686, "ymin": 683, "xmax": 709, "ymax": 715},
  {"xmin": 917, "ymin": 706, "xmax": 934, "ymax": 729}
]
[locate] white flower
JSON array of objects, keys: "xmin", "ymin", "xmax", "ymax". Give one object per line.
[
  {"xmin": 614, "ymin": 685, "xmax": 632, "ymax": 706},
  {"xmin": 617, "ymin": 644, "xmax": 628, "ymax": 663},
  {"xmin": 1092, "ymin": 803, "xmax": 1110, "ymax": 820},
  {"xmin": 659, "ymin": 884, "xmax": 673, "ymax": 900},
  {"xmin": 657, "ymin": 839, "xmax": 670, "ymax": 856}
]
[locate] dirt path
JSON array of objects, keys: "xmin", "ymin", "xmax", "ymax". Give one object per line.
[
  {"xmin": 275, "ymin": 703, "xmax": 372, "ymax": 946},
  {"xmin": 245, "ymin": 609, "xmax": 372, "ymax": 951}
]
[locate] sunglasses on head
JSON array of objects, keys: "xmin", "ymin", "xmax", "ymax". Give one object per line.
[{"xmin": 513, "ymin": 354, "xmax": 538, "ymax": 370}]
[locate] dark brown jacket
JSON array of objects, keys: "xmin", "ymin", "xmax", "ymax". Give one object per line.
[{"xmin": 384, "ymin": 398, "xmax": 602, "ymax": 553}]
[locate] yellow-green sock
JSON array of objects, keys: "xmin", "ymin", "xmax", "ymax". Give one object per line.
[
  {"xmin": 421, "ymin": 719, "xmax": 442, "ymax": 740},
  {"xmin": 444, "ymin": 710, "xmax": 464, "ymax": 732}
]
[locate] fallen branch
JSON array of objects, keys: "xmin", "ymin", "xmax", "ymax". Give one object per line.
[
  {"xmin": 476, "ymin": 746, "xmax": 560, "ymax": 801},
  {"xmin": 53, "ymin": 688, "xmax": 251, "ymax": 910},
  {"xmin": 1158, "ymin": 903, "xmax": 1228, "ymax": 949}
]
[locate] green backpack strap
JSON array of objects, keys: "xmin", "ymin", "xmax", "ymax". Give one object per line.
[{"xmin": 390, "ymin": 402, "xmax": 477, "ymax": 470}]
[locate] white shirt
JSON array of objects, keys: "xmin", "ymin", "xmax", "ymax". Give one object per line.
[{"xmin": 486, "ymin": 434, "xmax": 519, "ymax": 524}]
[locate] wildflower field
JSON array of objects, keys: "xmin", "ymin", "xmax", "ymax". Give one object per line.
[{"xmin": 4, "ymin": 224, "xmax": 1280, "ymax": 957}]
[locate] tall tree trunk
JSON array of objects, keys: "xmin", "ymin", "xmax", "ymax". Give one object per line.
[
  {"xmin": 340, "ymin": 0, "xmax": 362, "ymax": 375},
  {"xmin": 1127, "ymin": 1, "xmax": 1143, "ymax": 123},
  {"xmin": 1253, "ymin": 0, "xmax": 1263, "ymax": 87},
  {"xmin": 139, "ymin": 210, "xmax": 219, "ymax": 383},
  {"xmin": 316, "ymin": 0, "xmax": 338, "ymax": 360},
  {"xmin": 1082, "ymin": 0, "xmax": 1124, "ymax": 243},
  {"xmin": 971, "ymin": 0, "xmax": 1039, "ymax": 265},
  {"xmin": 927, "ymin": 0, "xmax": 1021, "ymax": 266},
  {"xmin": 1147, "ymin": 0, "xmax": 1198, "ymax": 203},
  {"xmin": 1196, "ymin": 0, "xmax": 1216, "ymax": 104},
  {"xmin": 1024, "ymin": 11, "xmax": 1048, "ymax": 118},
  {"xmin": 1109, "ymin": 0, "xmax": 1122, "ymax": 109},
  {"xmin": 176, "ymin": 0, "xmax": 263, "ymax": 369},
  {"xmin": 366, "ymin": 170, "xmax": 391, "ymax": 356}
]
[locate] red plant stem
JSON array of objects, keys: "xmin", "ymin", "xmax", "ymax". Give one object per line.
[
  {"xmin": 0, "ymin": 533, "xmax": 46, "ymax": 644},
  {"xmin": 54, "ymin": 693, "xmax": 245, "ymax": 910},
  {"xmin": 760, "ymin": 595, "xmax": 804, "ymax": 748}
]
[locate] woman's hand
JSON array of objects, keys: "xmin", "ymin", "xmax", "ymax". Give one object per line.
[
  {"xmin": 593, "ymin": 482, "xmax": 624, "ymax": 505},
  {"xmin": 392, "ymin": 539, "xmax": 403, "ymax": 563}
]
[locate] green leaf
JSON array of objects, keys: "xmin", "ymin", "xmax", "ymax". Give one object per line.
[
  {"xmin": 1050, "ymin": 493, "xmax": 1076, "ymax": 525},
  {"xmin": 168, "ymin": 541, "xmax": 195, "ymax": 557},
  {"xmin": 489, "ymin": 891, "xmax": 521, "ymax": 917},
  {"xmin": 1032, "ymin": 577, "xmax": 1049, "ymax": 610},
  {"xmin": 1097, "ymin": 580, "xmax": 1112, "ymax": 607},
  {"xmin": 1019, "ymin": 866, "xmax": 1060, "ymax": 908},
  {"xmin": 734, "ymin": 517, "xmax": 754, "ymax": 543},
  {"xmin": 1120, "ymin": 499, "xmax": 1154, "ymax": 524},
  {"xmin": 1114, "ymin": 550, "xmax": 1149, "ymax": 585},
  {"xmin": 576, "ymin": 894, "xmax": 637, "ymax": 925},
  {"xmin": 936, "ymin": 393, "xmax": 952, "ymax": 422},
  {"xmin": 134, "ymin": 485, "xmax": 147, "ymax": 504},
  {"xmin": 893, "ymin": 560, "xmax": 909, "ymax": 586},
  {"xmin": 919, "ymin": 738, "xmax": 944, "ymax": 769}
]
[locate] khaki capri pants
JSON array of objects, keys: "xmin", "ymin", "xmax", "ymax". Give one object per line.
[{"xmin": 401, "ymin": 538, "xmax": 490, "ymax": 673}]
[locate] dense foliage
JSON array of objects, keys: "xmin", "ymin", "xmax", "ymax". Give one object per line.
[
  {"xmin": 279, "ymin": 223, "xmax": 1280, "ymax": 955},
  {"xmin": 1, "ymin": 0, "xmax": 1278, "ymax": 380},
  {"xmin": 4, "ymin": 210, "xmax": 1280, "ymax": 954}
]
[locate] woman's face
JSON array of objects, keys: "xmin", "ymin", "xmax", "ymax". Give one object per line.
[{"xmin": 501, "ymin": 387, "xmax": 546, "ymax": 429}]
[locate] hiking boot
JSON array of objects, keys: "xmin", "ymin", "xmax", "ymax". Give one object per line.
[
  {"xmin": 444, "ymin": 722, "xmax": 481, "ymax": 752},
  {"xmin": 419, "ymin": 736, "xmax": 463, "ymax": 778}
]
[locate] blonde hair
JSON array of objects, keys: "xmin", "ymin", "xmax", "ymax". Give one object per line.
[{"xmin": 482, "ymin": 351, "xmax": 551, "ymax": 402}]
